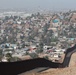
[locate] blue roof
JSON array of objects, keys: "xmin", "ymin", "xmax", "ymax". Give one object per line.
[
  {"xmin": 53, "ymin": 19, "xmax": 59, "ymax": 23},
  {"xmin": 59, "ymin": 16, "xmax": 64, "ymax": 19},
  {"xmin": 6, "ymin": 43, "xmax": 10, "ymax": 46},
  {"xmin": 70, "ymin": 38, "xmax": 74, "ymax": 40}
]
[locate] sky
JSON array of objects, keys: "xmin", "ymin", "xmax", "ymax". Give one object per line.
[{"xmin": 0, "ymin": 0, "xmax": 76, "ymax": 11}]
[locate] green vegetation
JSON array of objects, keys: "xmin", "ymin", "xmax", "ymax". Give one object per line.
[
  {"xmin": 29, "ymin": 53, "xmax": 38, "ymax": 59},
  {"xmin": 6, "ymin": 53, "xmax": 21, "ymax": 62},
  {"xmin": 0, "ymin": 49, "xmax": 3, "ymax": 61},
  {"xmin": 36, "ymin": 49, "xmax": 43, "ymax": 54},
  {"xmin": 43, "ymin": 56, "xmax": 49, "ymax": 60},
  {"xmin": 51, "ymin": 37, "xmax": 58, "ymax": 42}
]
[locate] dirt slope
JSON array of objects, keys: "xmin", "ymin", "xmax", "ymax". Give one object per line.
[
  {"xmin": 35, "ymin": 53, "xmax": 76, "ymax": 75},
  {"xmin": 23, "ymin": 53, "xmax": 76, "ymax": 75}
]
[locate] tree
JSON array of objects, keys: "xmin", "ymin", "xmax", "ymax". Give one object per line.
[
  {"xmin": 29, "ymin": 53, "xmax": 38, "ymax": 59},
  {"xmin": 5, "ymin": 16, "xmax": 9, "ymax": 20},
  {"xmin": 6, "ymin": 53, "xmax": 12, "ymax": 62},
  {"xmin": 43, "ymin": 23, "xmax": 50, "ymax": 34},
  {"xmin": 0, "ymin": 49, "xmax": 3, "ymax": 61},
  {"xmin": 22, "ymin": 43, "xmax": 25, "ymax": 48},
  {"xmin": 48, "ymin": 30, "xmax": 54, "ymax": 36},
  {"xmin": 37, "ymin": 12, "xmax": 40, "ymax": 16},
  {"xmin": 9, "ymin": 57, "xmax": 21, "ymax": 62},
  {"xmin": 36, "ymin": 49, "xmax": 43, "ymax": 54},
  {"xmin": 6, "ymin": 53, "xmax": 21, "ymax": 62},
  {"xmin": 5, "ymin": 45, "xmax": 9, "ymax": 48},
  {"xmin": 51, "ymin": 37, "xmax": 58, "ymax": 42},
  {"xmin": 6, "ymin": 53, "xmax": 12, "ymax": 58},
  {"xmin": 39, "ymin": 42, "xmax": 43, "ymax": 52},
  {"xmin": 43, "ymin": 56, "xmax": 49, "ymax": 60}
]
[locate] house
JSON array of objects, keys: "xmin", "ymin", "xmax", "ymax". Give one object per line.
[
  {"xmin": 53, "ymin": 19, "xmax": 59, "ymax": 23},
  {"xmin": 17, "ymin": 21, "xmax": 21, "ymax": 24},
  {"xmin": 10, "ymin": 44, "xmax": 17, "ymax": 49},
  {"xmin": 53, "ymin": 32, "xmax": 58, "ymax": 37},
  {"xmin": 52, "ymin": 18, "xmax": 62, "ymax": 27},
  {"xmin": 12, "ymin": 53, "xmax": 22, "ymax": 57},
  {"xmin": 21, "ymin": 48, "xmax": 30, "ymax": 51},
  {"xmin": 2, "ymin": 56, "xmax": 8, "ymax": 62},
  {"xmin": 48, "ymin": 28, "xmax": 57, "ymax": 32},
  {"xmin": 53, "ymin": 54, "xmax": 58, "ymax": 58},
  {"xmin": 28, "ymin": 45, "xmax": 37, "ymax": 53},
  {"xmin": 43, "ymin": 45, "xmax": 52, "ymax": 50},
  {"xmin": 3, "ymin": 48, "xmax": 14, "ymax": 55},
  {"xmin": 1, "ymin": 44, "xmax": 5, "ymax": 49},
  {"xmin": 70, "ymin": 13, "xmax": 76, "ymax": 23},
  {"xmin": 55, "ymin": 49, "xmax": 61, "ymax": 52}
]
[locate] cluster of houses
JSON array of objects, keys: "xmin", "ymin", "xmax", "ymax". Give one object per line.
[{"xmin": 0, "ymin": 10, "xmax": 76, "ymax": 62}]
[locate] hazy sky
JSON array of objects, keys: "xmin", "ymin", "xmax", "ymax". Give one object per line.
[{"xmin": 0, "ymin": 0, "xmax": 76, "ymax": 11}]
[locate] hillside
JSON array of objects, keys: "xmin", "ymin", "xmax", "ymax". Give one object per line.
[{"xmin": 21, "ymin": 53, "xmax": 76, "ymax": 75}]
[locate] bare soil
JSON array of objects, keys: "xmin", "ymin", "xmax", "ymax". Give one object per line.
[{"xmin": 23, "ymin": 53, "xmax": 76, "ymax": 75}]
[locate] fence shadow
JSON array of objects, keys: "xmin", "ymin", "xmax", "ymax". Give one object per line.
[{"xmin": 0, "ymin": 58, "xmax": 60, "ymax": 75}]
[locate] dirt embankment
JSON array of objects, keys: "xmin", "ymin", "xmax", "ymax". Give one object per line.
[
  {"xmin": 35, "ymin": 53, "xmax": 76, "ymax": 75},
  {"xmin": 35, "ymin": 67, "xmax": 76, "ymax": 75},
  {"xmin": 24, "ymin": 53, "xmax": 76, "ymax": 75}
]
